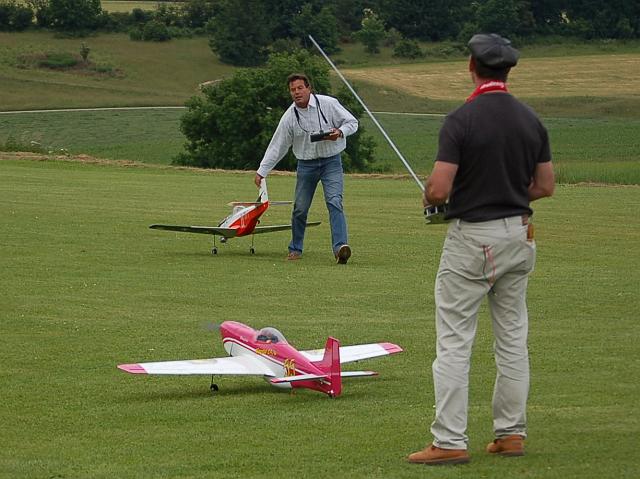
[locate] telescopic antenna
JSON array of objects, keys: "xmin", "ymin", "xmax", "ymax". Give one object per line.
[{"xmin": 308, "ymin": 34, "xmax": 425, "ymax": 192}]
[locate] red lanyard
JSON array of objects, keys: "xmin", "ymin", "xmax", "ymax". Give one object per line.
[{"xmin": 466, "ymin": 81, "xmax": 508, "ymax": 103}]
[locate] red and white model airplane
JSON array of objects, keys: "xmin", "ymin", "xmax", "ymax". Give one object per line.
[
  {"xmin": 149, "ymin": 179, "xmax": 320, "ymax": 255},
  {"xmin": 118, "ymin": 321, "xmax": 403, "ymax": 398}
]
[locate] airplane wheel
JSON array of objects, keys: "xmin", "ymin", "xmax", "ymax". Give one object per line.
[
  {"xmin": 211, "ymin": 247, "xmax": 218, "ymax": 255},
  {"xmin": 250, "ymin": 247, "xmax": 255, "ymax": 255},
  {"xmin": 210, "ymin": 383, "xmax": 219, "ymax": 392}
]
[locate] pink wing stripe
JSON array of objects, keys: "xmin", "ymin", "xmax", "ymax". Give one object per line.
[
  {"xmin": 118, "ymin": 364, "xmax": 148, "ymax": 374},
  {"xmin": 380, "ymin": 343, "xmax": 403, "ymax": 354}
]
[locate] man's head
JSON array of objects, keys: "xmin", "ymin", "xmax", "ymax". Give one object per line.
[
  {"xmin": 467, "ymin": 33, "xmax": 519, "ymax": 82},
  {"xmin": 288, "ymin": 73, "xmax": 312, "ymax": 108}
]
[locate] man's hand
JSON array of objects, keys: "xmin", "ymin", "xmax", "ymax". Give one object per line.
[
  {"xmin": 425, "ymin": 161, "xmax": 458, "ymax": 205},
  {"xmin": 326, "ymin": 128, "xmax": 343, "ymax": 141},
  {"xmin": 254, "ymin": 173, "xmax": 264, "ymax": 188},
  {"xmin": 422, "ymin": 186, "xmax": 432, "ymax": 208}
]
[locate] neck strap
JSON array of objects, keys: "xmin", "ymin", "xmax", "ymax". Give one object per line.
[
  {"xmin": 466, "ymin": 81, "xmax": 508, "ymax": 103},
  {"xmin": 293, "ymin": 94, "xmax": 327, "ymax": 132}
]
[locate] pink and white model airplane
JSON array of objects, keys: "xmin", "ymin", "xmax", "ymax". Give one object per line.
[
  {"xmin": 118, "ymin": 321, "xmax": 403, "ymax": 398},
  {"xmin": 149, "ymin": 179, "xmax": 320, "ymax": 255}
]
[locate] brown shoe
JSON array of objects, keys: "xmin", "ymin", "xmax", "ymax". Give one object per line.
[
  {"xmin": 335, "ymin": 244, "xmax": 351, "ymax": 264},
  {"xmin": 407, "ymin": 444, "xmax": 470, "ymax": 465},
  {"xmin": 486, "ymin": 435, "xmax": 525, "ymax": 456},
  {"xmin": 286, "ymin": 251, "xmax": 301, "ymax": 261}
]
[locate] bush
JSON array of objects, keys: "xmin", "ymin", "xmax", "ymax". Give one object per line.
[
  {"xmin": 142, "ymin": 20, "xmax": 170, "ymax": 41},
  {"xmin": 384, "ymin": 27, "xmax": 402, "ymax": 47},
  {"xmin": 167, "ymin": 26, "xmax": 193, "ymax": 39},
  {"xmin": 393, "ymin": 38, "xmax": 424, "ymax": 59},
  {"xmin": 0, "ymin": 1, "xmax": 33, "ymax": 31},
  {"xmin": 175, "ymin": 49, "xmax": 376, "ymax": 173},
  {"xmin": 128, "ymin": 26, "xmax": 143, "ymax": 41}
]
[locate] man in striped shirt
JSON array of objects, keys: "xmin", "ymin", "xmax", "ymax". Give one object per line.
[{"xmin": 255, "ymin": 73, "xmax": 358, "ymax": 264}]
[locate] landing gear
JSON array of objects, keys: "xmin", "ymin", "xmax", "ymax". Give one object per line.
[
  {"xmin": 210, "ymin": 376, "xmax": 219, "ymax": 393},
  {"xmin": 250, "ymin": 247, "xmax": 255, "ymax": 255},
  {"xmin": 212, "ymin": 236, "xmax": 218, "ymax": 256}
]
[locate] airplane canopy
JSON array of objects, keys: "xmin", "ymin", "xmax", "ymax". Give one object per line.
[{"xmin": 256, "ymin": 327, "xmax": 287, "ymax": 344}]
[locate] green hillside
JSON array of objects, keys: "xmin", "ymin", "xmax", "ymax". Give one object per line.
[{"xmin": 0, "ymin": 31, "xmax": 234, "ymax": 110}]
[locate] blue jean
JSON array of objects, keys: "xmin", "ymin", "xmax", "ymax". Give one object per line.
[{"xmin": 289, "ymin": 154, "xmax": 348, "ymax": 255}]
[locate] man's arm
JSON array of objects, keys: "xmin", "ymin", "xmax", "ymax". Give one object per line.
[
  {"xmin": 529, "ymin": 161, "xmax": 555, "ymax": 201},
  {"xmin": 329, "ymin": 97, "xmax": 358, "ymax": 138},
  {"xmin": 255, "ymin": 111, "xmax": 294, "ymax": 185},
  {"xmin": 423, "ymin": 161, "xmax": 458, "ymax": 206}
]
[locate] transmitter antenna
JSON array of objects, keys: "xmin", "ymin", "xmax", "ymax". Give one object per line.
[{"xmin": 308, "ymin": 34, "xmax": 425, "ymax": 192}]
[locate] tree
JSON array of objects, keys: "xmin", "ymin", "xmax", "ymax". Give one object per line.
[
  {"xmin": 45, "ymin": 0, "xmax": 102, "ymax": 32},
  {"xmin": 208, "ymin": 0, "xmax": 272, "ymax": 66},
  {"xmin": 0, "ymin": 1, "xmax": 33, "ymax": 31},
  {"xmin": 377, "ymin": 0, "xmax": 463, "ymax": 41},
  {"xmin": 181, "ymin": 0, "xmax": 218, "ymax": 29},
  {"xmin": 475, "ymin": 0, "xmax": 535, "ymax": 39},
  {"xmin": 291, "ymin": 3, "xmax": 339, "ymax": 53},
  {"xmin": 355, "ymin": 8, "xmax": 386, "ymax": 53},
  {"xmin": 564, "ymin": 0, "xmax": 639, "ymax": 39},
  {"xmin": 176, "ymin": 49, "xmax": 376, "ymax": 173}
]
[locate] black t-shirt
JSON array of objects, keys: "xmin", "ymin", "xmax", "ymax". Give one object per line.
[{"xmin": 436, "ymin": 93, "xmax": 552, "ymax": 222}]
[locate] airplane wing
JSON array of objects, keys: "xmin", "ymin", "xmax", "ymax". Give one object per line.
[
  {"xmin": 252, "ymin": 221, "xmax": 321, "ymax": 235},
  {"xmin": 118, "ymin": 355, "xmax": 274, "ymax": 376},
  {"xmin": 299, "ymin": 342, "xmax": 403, "ymax": 364},
  {"xmin": 149, "ymin": 224, "xmax": 238, "ymax": 237}
]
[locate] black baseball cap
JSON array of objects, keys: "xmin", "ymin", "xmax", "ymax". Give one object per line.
[{"xmin": 468, "ymin": 33, "xmax": 519, "ymax": 69}]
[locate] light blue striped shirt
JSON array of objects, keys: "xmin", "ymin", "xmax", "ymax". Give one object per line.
[{"xmin": 257, "ymin": 94, "xmax": 358, "ymax": 178}]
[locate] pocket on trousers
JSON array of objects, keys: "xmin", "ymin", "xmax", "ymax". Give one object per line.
[
  {"xmin": 520, "ymin": 239, "xmax": 536, "ymax": 274},
  {"xmin": 440, "ymin": 234, "xmax": 486, "ymax": 279}
]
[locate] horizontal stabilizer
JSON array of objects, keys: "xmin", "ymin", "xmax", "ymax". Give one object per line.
[
  {"xmin": 341, "ymin": 371, "xmax": 378, "ymax": 378},
  {"xmin": 300, "ymin": 342, "xmax": 403, "ymax": 364},
  {"xmin": 269, "ymin": 201, "xmax": 293, "ymax": 206},
  {"xmin": 252, "ymin": 221, "xmax": 320, "ymax": 235},
  {"xmin": 227, "ymin": 202, "xmax": 262, "ymax": 207},
  {"xmin": 270, "ymin": 373, "xmax": 328, "ymax": 384},
  {"xmin": 150, "ymin": 224, "xmax": 238, "ymax": 237}
]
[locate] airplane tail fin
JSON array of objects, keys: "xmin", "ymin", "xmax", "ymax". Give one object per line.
[
  {"xmin": 317, "ymin": 337, "xmax": 342, "ymax": 398},
  {"xmin": 257, "ymin": 178, "xmax": 268, "ymax": 204}
]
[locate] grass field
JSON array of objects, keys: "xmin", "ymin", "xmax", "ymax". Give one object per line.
[
  {"xmin": 1, "ymin": 109, "xmax": 639, "ymax": 184},
  {"xmin": 1, "ymin": 158, "xmax": 638, "ymax": 478}
]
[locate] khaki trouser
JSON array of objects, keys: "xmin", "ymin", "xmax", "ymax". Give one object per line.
[{"xmin": 431, "ymin": 216, "xmax": 536, "ymax": 450}]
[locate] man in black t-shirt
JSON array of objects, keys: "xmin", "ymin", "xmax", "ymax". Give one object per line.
[{"xmin": 408, "ymin": 34, "xmax": 555, "ymax": 466}]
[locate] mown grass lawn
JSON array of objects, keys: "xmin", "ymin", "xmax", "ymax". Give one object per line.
[{"xmin": 1, "ymin": 158, "xmax": 638, "ymax": 478}]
